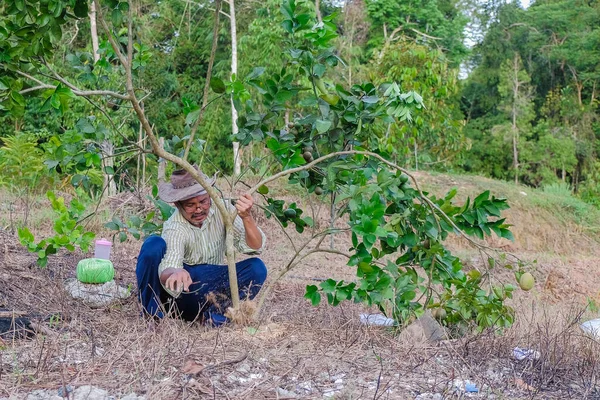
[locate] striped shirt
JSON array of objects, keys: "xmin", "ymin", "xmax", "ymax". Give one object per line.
[{"xmin": 158, "ymin": 200, "xmax": 266, "ymax": 296}]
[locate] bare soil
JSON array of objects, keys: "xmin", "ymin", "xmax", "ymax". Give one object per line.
[{"xmin": 1, "ymin": 174, "xmax": 600, "ymax": 399}]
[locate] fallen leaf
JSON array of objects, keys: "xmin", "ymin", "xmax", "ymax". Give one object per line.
[
  {"xmin": 187, "ymin": 378, "xmax": 212, "ymax": 394},
  {"xmin": 247, "ymin": 327, "xmax": 258, "ymax": 335},
  {"xmin": 515, "ymin": 378, "xmax": 535, "ymax": 391},
  {"xmin": 182, "ymin": 359, "xmax": 204, "ymax": 374}
]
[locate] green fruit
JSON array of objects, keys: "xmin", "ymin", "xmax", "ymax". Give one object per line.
[
  {"xmin": 303, "ymin": 146, "xmax": 314, "ymax": 153},
  {"xmin": 283, "ymin": 209, "xmax": 297, "ymax": 218},
  {"xmin": 303, "ymin": 151, "xmax": 313, "ymax": 161},
  {"xmin": 314, "ymin": 187, "xmax": 324, "ymax": 195},
  {"xmin": 519, "ymin": 272, "xmax": 535, "ymax": 291},
  {"xmin": 320, "ymin": 94, "xmax": 340, "ymax": 106},
  {"xmin": 399, "ymin": 174, "xmax": 409, "ymax": 183},
  {"xmin": 314, "ymin": 77, "xmax": 328, "ymax": 94},
  {"xmin": 432, "ymin": 308, "xmax": 447, "ymax": 320}
]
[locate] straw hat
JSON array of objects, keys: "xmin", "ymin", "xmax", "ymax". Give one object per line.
[{"xmin": 158, "ymin": 165, "xmax": 216, "ymax": 203}]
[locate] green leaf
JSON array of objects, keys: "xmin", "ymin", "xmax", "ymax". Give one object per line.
[
  {"xmin": 474, "ymin": 190, "xmax": 490, "ymax": 207},
  {"xmin": 257, "ymin": 185, "xmax": 269, "ymax": 195},
  {"xmin": 304, "ymin": 285, "xmax": 321, "ymax": 306},
  {"xmin": 316, "ymin": 119, "xmax": 332, "ymax": 134},
  {"xmin": 10, "ymin": 91, "xmax": 25, "ymax": 106},
  {"xmin": 74, "ymin": 0, "xmax": 88, "ymax": 18},
  {"xmin": 111, "ymin": 9, "xmax": 123, "ymax": 26},
  {"xmin": 210, "ymin": 77, "xmax": 226, "ymax": 94},
  {"xmin": 245, "ymin": 67, "xmax": 265, "ymax": 80},
  {"xmin": 275, "ymin": 90, "xmax": 293, "ymax": 102}
]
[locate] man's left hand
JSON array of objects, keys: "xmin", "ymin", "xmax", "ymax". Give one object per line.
[{"xmin": 235, "ymin": 193, "xmax": 254, "ymax": 219}]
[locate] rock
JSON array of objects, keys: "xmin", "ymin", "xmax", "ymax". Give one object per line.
[
  {"xmin": 57, "ymin": 385, "xmax": 74, "ymax": 397},
  {"xmin": 120, "ymin": 394, "xmax": 146, "ymax": 400},
  {"xmin": 26, "ymin": 390, "xmax": 63, "ymax": 400},
  {"xmin": 277, "ymin": 387, "xmax": 298, "ymax": 398},
  {"xmin": 72, "ymin": 385, "xmax": 110, "ymax": 400},
  {"xmin": 398, "ymin": 312, "xmax": 446, "ymax": 344},
  {"xmin": 64, "ymin": 279, "xmax": 131, "ymax": 308},
  {"xmin": 415, "ymin": 393, "xmax": 443, "ymax": 400}
]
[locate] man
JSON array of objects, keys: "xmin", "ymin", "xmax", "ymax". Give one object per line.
[{"xmin": 135, "ymin": 166, "xmax": 267, "ymax": 326}]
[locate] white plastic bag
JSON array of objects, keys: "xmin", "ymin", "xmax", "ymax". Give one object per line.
[
  {"xmin": 580, "ymin": 318, "xmax": 600, "ymax": 340},
  {"xmin": 359, "ymin": 313, "xmax": 396, "ymax": 326}
]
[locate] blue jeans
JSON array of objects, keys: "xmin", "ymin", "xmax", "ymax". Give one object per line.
[{"xmin": 135, "ymin": 236, "xmax": 267, "ymax": 325}]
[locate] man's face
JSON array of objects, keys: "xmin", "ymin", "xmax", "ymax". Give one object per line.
[{"xmin": 178, "ymin": 194, "xmax": 211, "ymax": 227}]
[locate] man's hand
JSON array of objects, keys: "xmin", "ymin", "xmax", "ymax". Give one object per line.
[
  {"xmin": 235, "ymin": 193, "xmax": 254, "ymax": 219},
  {"xmin": 162, "ymin": 269, "xmax": 193, "ymax": 293}
]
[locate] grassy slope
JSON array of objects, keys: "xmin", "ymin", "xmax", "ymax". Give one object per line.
[{"xmin": 415, "ymin": 171, "xmax": 600, "ymax": 256}]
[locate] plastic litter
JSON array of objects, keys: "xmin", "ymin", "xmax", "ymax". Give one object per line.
[
  {"xmin": 465, "ymin": 382, "xmax": 479, "ymax": 393},
  {"xmin": 94, "ymin": 238, "xmax": 113, "ymax": 260},
  {"xmin": 580, "ymin": 318, "xmax": 600, "ymax": 340},
  {"xmin": 451, "ymin": 379, "xmax": 479, "ymax": 393},
  {"xmin": 513, "ymin": 347, "xmax": 541, "ymax": 361},
  {"xmin": 359, "ymin": 313, "xmax": 396, "ymax": 326}
]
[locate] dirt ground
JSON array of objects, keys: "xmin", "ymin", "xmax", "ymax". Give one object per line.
[{"xmin": 1, "ymin": 177, "xmax": 600, "ymax": 399}]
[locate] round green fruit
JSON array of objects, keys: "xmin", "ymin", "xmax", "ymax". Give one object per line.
[
  {"xmin": 303, "ymin": 146, "xmax": 314, "ymax": 153},
  {"xmin": 399, "ymin": 174, "xmax": 409, "ymax": 183},
  {"xmin": 283, "ymin": 209, "xmax": 297, "ymax": 218},
  {"xmin": 519, "ymin": 272, "xmax": 535, "ymax": 291},
  {"xmin": 303, "ymin": 151, "xmax": 313, "ymax": 161},
  {"xmin": 432, "ymin": 308, "xmax": 447, "ymax": 320},
  {"xmin": 314, "ymin": 187, "xmax": 324, "ymax": 195}
]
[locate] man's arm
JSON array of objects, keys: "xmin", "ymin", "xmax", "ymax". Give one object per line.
[{"xmin": 235, "ymin": 193, "xmax": 263, "ymax": 250}]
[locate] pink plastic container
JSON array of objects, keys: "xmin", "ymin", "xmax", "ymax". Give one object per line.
[{"xmin": 94, "ymin": 238, "xmax": 112, "ymax": 260}]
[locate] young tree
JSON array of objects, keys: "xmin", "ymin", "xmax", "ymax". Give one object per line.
[
  {"xmin": 1, "ymin": 0, "xmax": 520, "ymax": 329},
  {"xmin": 497, "ymin": 53, "xmax": 533, "ymax": 185}
]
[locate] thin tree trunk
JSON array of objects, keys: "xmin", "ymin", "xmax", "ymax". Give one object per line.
[
  {"xmin": 512, "ymin": 54, "xmax": 519, "ymax": 185},
  {"xmin": 414, "ymin": 142, "xmax": 418, "ymax": 171},
  {"xmin": 330, "ymin": 193, "xmax": 335, "ymax": 249},
  {"xmin": 142, "ymin": 134, "xmax": 146, "ymax": 186},
  {"xmin": 158, "ymin": 137, "xmax": 166, "ymax": 183},
  {"xmin": 186, "ymin": 0, "xmax": 222, "ymax": 162},
  {"xmin": 315, "ymin": 0, "xmax": 322, "ymax": 23},
  {"xmin": 230, "ymin": 0, "xmax": 241, "ymax": 177},
  {"xmin": 91, "ymin": 2, "xmax": 116, "ymax": 196},
  {"xmin": 137, "ymin": 120, "xmax": 142, "ymax": 190}
]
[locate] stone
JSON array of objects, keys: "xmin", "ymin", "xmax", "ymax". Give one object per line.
[
  {"xmin": 276, "ymin": 387, "xmax": 298, "ymax": 398},
  {"xmin": 25, "ymin": 390, "xmax": 63, "ymax": 400},
  {"xmin": 57, "ymin": 385, "xmax": 73, "ymax": 397},
  {"xmin": 398, "ymin": 311, "xmax": 446, "ymax": 344},
  {"xmin": 415, "ymin": 393, "xmax": 443, "ymax": 400},
  {"xmin": 64, "ymin": 279, "xmax": 131, "ymax": 308},
  {"xmin": 72, "ymin": 385, "xmax": 110, "ymax": 400},
  {"xmin": 120, "ymin": 394, "xmax": 146, "ymax": 400}
]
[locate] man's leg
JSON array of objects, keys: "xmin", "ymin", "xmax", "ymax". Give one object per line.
[
  {"xmin": 135, "ymin": 236, "xmax": 167, "ymax": 318},
  {"xmin": 176, "ymin": 258, "xmax": 267, "ymax": 325},
  {"xmin": 235, "ymin": 257, "xmax": 268, "ymax": 300}
]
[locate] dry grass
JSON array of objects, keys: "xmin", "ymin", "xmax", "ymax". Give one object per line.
[{"xmin": 1, "ymin": 172, "xmax": 600, "ymax": 399}]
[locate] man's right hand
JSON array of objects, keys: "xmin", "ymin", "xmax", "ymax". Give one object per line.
[{"xmin": 161, "ymin": 268, "xmax": 193, "ymax": 293}]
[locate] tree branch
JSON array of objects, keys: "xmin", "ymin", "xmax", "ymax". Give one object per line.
[
  {"xmin": 17, "ymin": 69, "xmax": 130, "ymax": 100},
  {"xmin": 247, "ymin": 150, "xmax": 510, "ymax": 254},
  {"xmin": 19, "ymin": 85, "xmax": 55, "ymax": 95}
]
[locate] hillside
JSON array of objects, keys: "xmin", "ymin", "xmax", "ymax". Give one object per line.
[{"xmin": 1, "ymin": 172, "xmax": 600, "ymax": 399}]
